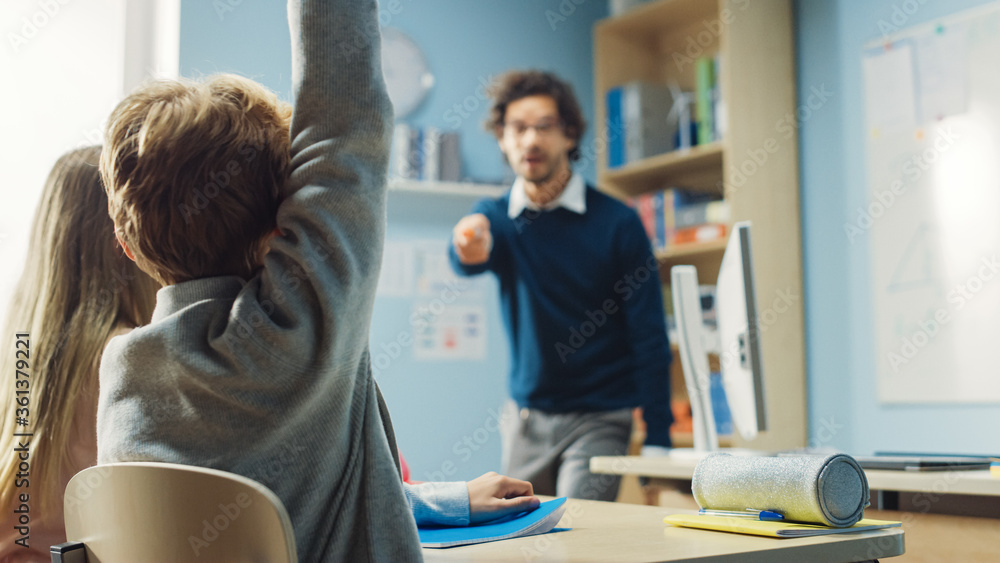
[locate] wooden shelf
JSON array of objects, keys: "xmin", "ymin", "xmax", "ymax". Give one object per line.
[
  {"xmin": 597, "ymin": 0, "xmax": 719, "ymax": 38},
  {"xmin": 594, "ymin": 0, "xmax": 805, "ymax": 453},
  {"xmin": 602, "ymin": 142, "xmax": 724, "ymax": 199},
  {"xmin": 655, "ymin": 238, "xmax": 727, "ymax": 284},
  {"xmin": 670, "ymin": 432, "xmax": 733, "ymax": 449},
  {"xmin": 387, "ymin": 178, "xmax": 506, "ymax": 198}
]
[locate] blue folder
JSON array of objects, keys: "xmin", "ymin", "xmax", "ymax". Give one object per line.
[{"xmin": 419, "ymin": 497, "xmax": 569, "ymax": 548}]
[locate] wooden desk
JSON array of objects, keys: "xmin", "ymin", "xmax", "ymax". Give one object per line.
[
  {"xmin": 589, "ymin": 455, "xmax": 1000, "ymax": 504},
  {"xmin": 422, "ymin": 498, "xmax": 904, "ymax": 562},
  {"xmin": 590, "ymin": 456, "xmax": 1000, "ymax": 563}
]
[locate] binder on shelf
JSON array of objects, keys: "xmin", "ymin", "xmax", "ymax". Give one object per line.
[
  {"xmin": 440, "ymin": 131, "xmax": 462, "ymax": 182},
  {"xmin": 623, "ymin": 81, "xmax": 675, "ymax": 163},
  {"xmin": 606, "ymin": 82, "xmax": 675, "ymax": 168},
  {"xmin": 606, "ymin": 87, "xmax": 626, "ymax": 168}
]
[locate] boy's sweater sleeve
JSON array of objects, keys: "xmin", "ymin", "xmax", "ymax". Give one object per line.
[
  {"xmin": 247, "ymin": 0, "xmax": 393, "ymax": 363},
  {"xmin": 403, "ymin": 482, "xmax": 471, "ymax": 527}
]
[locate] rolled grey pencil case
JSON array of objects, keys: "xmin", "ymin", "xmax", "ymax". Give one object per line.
[{"xmin": 691, "ymin": 452, "xmax": 870, "ymax": 527}]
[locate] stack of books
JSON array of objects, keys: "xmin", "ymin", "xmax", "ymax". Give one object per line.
[
  {"xmin": 605, "ymin": 55, "xmax": 724, "ymax": 170},
  {"xmin": 390, "ymin": 124, "xmax": 462, "ymax": 182},
  {"xmin": 629, "ymin": 188, "xmax": 730, "ymax": 251}
]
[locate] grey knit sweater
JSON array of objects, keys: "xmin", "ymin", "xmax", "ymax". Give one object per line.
[{"xmin": 97, "ymin": 1, "xmax": 436, "ymax": 560}]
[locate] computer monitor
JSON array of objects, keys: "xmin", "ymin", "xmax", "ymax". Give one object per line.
[{"xmin": 671, "ymin": 221, "xmax": 767, "ymax": 457}]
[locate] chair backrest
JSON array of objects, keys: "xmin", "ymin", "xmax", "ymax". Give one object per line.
[{"xmin": 64, "ymin": 462, "xmax": 297, "ymax": 563}]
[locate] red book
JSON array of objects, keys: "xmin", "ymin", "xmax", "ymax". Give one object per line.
[
  {"xmin": 671, "ymin": 223, "xmax": 727, "ymax": 245},
  {"xmin": 637, "ymin": 193, "xmax": 657, "ymax": 244}
]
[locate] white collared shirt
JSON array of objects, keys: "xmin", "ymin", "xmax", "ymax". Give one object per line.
[{"xmin": 507, "ymin": 172, "xmax": 587, "ymax": 219}]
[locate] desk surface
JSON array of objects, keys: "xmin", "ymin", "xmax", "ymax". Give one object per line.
[
  {"xmin": 422, "ymin": 498, "xmax": 904, "ymax": 563},
  {"xmin": 589, "ymin": 455, "xmax": 1000, "ymax": 497}
]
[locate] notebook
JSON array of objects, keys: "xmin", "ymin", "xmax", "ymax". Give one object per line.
[
  {"xmin": 419, "ymin": 497, "xmax": 568, "ymax": 548},
  {"xmin": 854, "ymin": 455, "xmax": 991, "ymax": 471},
  {"xmin": 664, "ymin": 514, "xmax": 901, "ymax": 538}
]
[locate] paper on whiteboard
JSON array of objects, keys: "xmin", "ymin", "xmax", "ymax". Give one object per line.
[
  {"xmin": 913, "ymin": 23, "xmax": 970, "ymax": 124},
  {"xmin": 863, "ymin": 44, "xmax": 917, "ymax": 134}
]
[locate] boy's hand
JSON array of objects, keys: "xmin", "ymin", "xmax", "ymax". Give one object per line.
[
  {"xmin": 452, "ymin": 214, "xmax": 492, "ymax": 265},
  {"xmin": 467, "ymin": 471, "xmax": 540, "ymax": 524}
]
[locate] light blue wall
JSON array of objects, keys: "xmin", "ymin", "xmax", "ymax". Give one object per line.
[
  {"xmin": 180, "ymin": 0, "xmax": 604, "ymax": 185},
  {"xmin": 796, "ymin": 0, "xmax": 1000, "ymax": 456},
  {"xmin": 179, "ymin": 0, "xmax": 607, "ymax": 480}
]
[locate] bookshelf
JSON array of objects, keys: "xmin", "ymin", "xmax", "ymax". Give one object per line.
[
  {"xmin": 601, "ymin": 141, "xmax": 723, "ymax": 198},
  {"xmin": 595, "ymin": 0, "xmax": 806, "ymax": 452}
]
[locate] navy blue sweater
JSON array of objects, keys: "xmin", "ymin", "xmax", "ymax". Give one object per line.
[{"xmin": 449, "ymin": 186, "xmax": 673, "ymax": 447}]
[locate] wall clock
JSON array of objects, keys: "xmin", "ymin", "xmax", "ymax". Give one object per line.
[{"xmin": 381, "ymin": 27, "xmax": 434, "ymax": 118}]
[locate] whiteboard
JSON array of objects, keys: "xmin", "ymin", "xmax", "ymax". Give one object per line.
[{"xmin": 862, "ymin": 4, "xmax": 1000, "ymax": 403}]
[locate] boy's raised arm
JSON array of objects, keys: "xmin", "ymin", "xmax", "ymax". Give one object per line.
[
  {"xmin": 255, "ymin": 0, "xmax": 392, "ymax": 359},
  {"xmin": 286, "ymin": 0, "xmax": 391, "ymax": 195}
]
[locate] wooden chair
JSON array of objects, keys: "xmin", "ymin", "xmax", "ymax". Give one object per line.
[{"xmin": 52, "ymin": 462, "xmax": 297, "ymax": 563}]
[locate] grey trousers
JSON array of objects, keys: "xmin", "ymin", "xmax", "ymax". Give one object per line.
[{"xmin": 499, "ymin": 400, "xmax": 632, "ymax": 501}]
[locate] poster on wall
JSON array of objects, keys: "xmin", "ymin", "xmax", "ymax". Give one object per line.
[
  {"xmin": 862, "ymin": 7, "xmax": 1000, "ymax": 403},
  {"xmin": 412, "ymin": 304, "xmax": 487, "ymax": 360}
]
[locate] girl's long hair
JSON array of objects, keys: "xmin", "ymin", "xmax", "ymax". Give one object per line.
[{"xmin": 0, "ymin": 146, "xmax": 158, "ymax": 512}]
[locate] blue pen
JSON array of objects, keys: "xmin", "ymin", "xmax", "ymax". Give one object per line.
[{"xmin": 698, "ymin": 508, "xmax": 784, "ymax": 521}]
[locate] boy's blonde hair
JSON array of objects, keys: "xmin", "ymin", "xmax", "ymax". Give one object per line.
[{"xmin": 102, "ymin": 74, "xmax": 293, "ymax": 285}]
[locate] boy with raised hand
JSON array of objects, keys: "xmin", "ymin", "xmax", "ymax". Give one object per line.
[{"xmin": 97, "ymin": 1, "xmax": 536, "ymax": 560}]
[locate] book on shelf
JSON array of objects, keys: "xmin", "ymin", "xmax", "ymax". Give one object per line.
[
  {"xmin": 606, "ymin": 87, "xmax": 625, "ymax": 168},
  {"xmin": 694, "ymin": 54, "xmax": 724, "ymax": 145},
  {"xmin": 712, "ymin": 54, "xmax": 726, "ymax": 142},
  {"xmin": 629, "ymin": 189, "xmax": 730, "ymax": 251},
  {"xmin": 636, "ymin": 193, "xmax": 659, "ymax": 246},
  {"xmin": 664, "ymin": 514, "xmax": 901, "ymax": 539},
  {"xmin": 419, "ymin": 497, "xmax": 568, "ymax": 548},
  {"xmin": 606, "ymin": 81, "xmax": 675, "ymax": 168},
  {"xmin": 673, "ymin": 223, "xmax": 727, "ymax": 245},
  {"xmin": 695, "ymin": 56, "xmax": 714, "ymax": 146},
  {"xmin": 390, "ymin": 124, "xmax": 462, "ymax": 183},
  {"xmin": 675, "ymin": 199, "xmax": 731, "ymax": 229}
]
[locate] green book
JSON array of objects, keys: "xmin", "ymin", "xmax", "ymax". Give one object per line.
[{"xmin": 695, "ymin": 56, "xmax": 715, "ymax": 145}]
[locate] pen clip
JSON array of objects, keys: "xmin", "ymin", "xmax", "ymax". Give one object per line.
[{"xmin": 698, "ymin": 508, "xmax": 784, "ymax": 521}]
